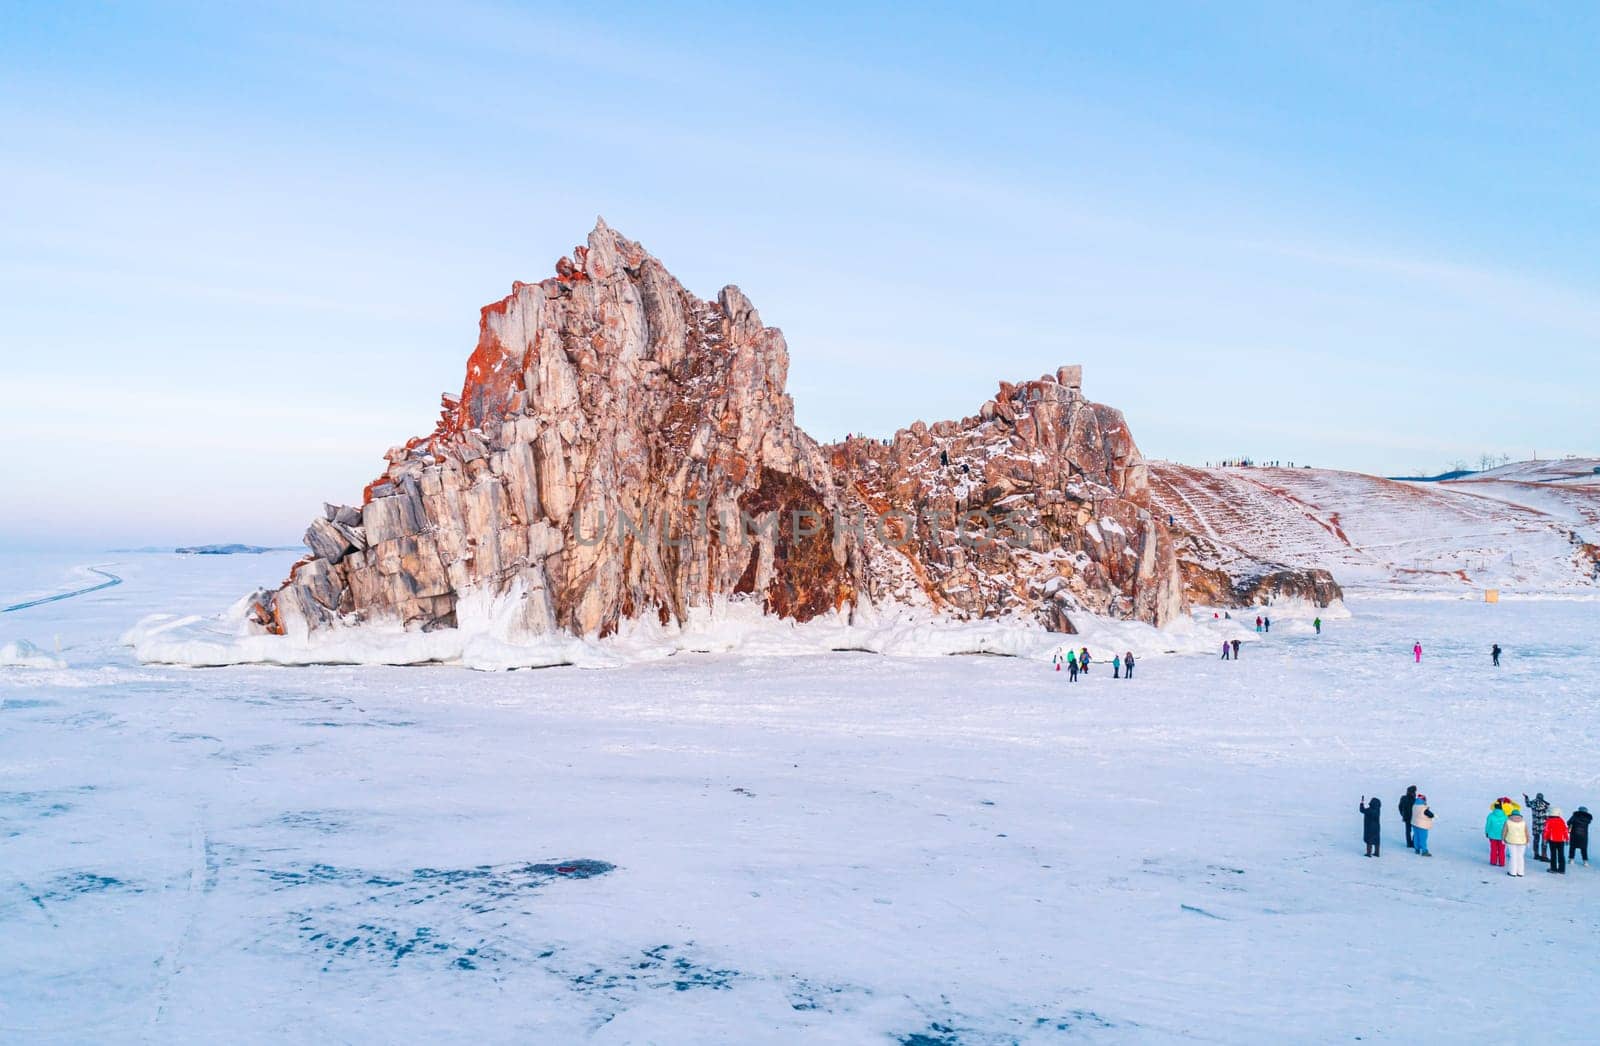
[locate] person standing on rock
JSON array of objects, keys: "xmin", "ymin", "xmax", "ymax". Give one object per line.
[
  {"xmin": 1524, "ymin": 793, "xmax": 1551, "ymax": 860},
  {"xmin": 1411, "ymin": 795, "xmax": 1435, "ymax": 856},
  {"xmin": 1123, "ymin": 651, "xmax": 1135, "ymax": 679},
  {"xmin": 1504, "ymin": 809, "xmax": 1530, "ymax": 876},
  {"xmin": 1231, "ymin": 638, "xmax": 1242, "ymax": 660},
  {"xmin": 1492, "ymin": 643, "xmax": 1502, "ymax": 666},
  {"xmin": 1545, "ymin": 809, "xmax": 1570, "ymax": 874},
  {"xmin": 1485, "ymin": 801, "xmax": 1509, "ymax": 867},
  {"xmin": 1413, "ymin": 641, "xmax": 1423, "ymax": 664},
  {"xmin": 1360, "ymin": 796, "xmax": 1383, "ymax": 857},
  {"xmin": 1568, "ymin": 806, "xmax": 1591, "ymax": 866},
  {"xmin": 1399, "ymin": 785, "xmax": 1418, "ymax": 849}
]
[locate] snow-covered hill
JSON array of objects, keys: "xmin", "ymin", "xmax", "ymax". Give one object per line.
[{"xmin": 1149, "ymin": 461, "xmax": 1600, "ymax": 596}]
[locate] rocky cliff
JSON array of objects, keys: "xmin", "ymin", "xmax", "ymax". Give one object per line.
[
  {"xmin": 248, "ymin": 221, "xmax": 1307, "ymax": 647},
  {"xmin": 827, "ymin": 372, "xmax": 1183, "ymax": 630}
]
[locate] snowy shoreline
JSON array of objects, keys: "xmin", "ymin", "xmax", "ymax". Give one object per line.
[{"xmin": 121, "ymin": 592, "xmax": 1349, "ymax": 672}]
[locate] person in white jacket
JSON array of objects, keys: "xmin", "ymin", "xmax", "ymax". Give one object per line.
[
  {"xmin": 1410, "ymin": 796, "xmax": 1435, "ymax": 856},
  {"xmin": 1503, "ymin": 810, "xmax": 1530, "ymax": 877}
]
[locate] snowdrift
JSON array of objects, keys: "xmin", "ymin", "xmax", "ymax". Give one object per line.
[{"xmin": 0, "ymin": 639, "xmax": 68, "ymax": 670}]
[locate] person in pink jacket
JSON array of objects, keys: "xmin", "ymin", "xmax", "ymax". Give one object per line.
[{"xmin": 1413, "ymin": 641, "xmax": 1423, "ymax": 663}]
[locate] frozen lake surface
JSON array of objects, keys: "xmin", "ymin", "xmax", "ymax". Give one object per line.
[{"xmin": 2, "ymin": 553, "xmax": 1598, "ymax": 1042}]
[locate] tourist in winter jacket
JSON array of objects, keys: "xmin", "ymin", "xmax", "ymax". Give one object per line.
[
  {"xmin": 1231, "ymin": 638, "xmax": 1242, "ymax": 659},
  {"xmin": 1569, "ymin": 807, "xmax": 1592, "ymax": 865},
  {"xmin": 1524, "ymin": 793, "xmax": 1551, "ymax": 859},
  {"xmin": 1399, "ymin": 786, "xmax": 1418, "ymax": 849},
  {"xmin": 1113, "ymin": 654, "xmax": 1122, "ymax": 679},
  {"xmin": 1067, "ymin": 649, "xmax": 1079, "ymax": 682},
  {"xmin": 1413, "ymin": 641, "xmax": 1423, "ymax": 663},
  {"xmin": 1123, "ymin": 651, "xmax": 1135, "ymax": 679},
  {"xmin": 1410, "ymin": 796, "xmax": 1435, "ymax": 856},
  {"xmin": 1221, "ymin": 640, "xmax": 1231, "ymax": 660},
  {"xmin": 1485, "ymin": 802, "xmax": 1509, "ymax": 867},
  {"xmin": 1504, "ymin": 810, "xmax": 1530, "ymax": 876},
  {"xmin": 1079, "ymin": 648, "xmax": 1091, "ymax": 674},
  {"xmin": 1360, "ymin": 796, "xmax": 1382, "ymax": 857},
  {"xmin": 1545, "ymin": 809, "xmax": 1570, "ymax": 874},
  {"xmin": 1491, "ymin": 643, "xmax": 1502, "ymax": 666}
]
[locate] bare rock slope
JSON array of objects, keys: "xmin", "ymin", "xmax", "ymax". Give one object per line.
[{"xmin": 251, "ymin": 222, "xmax": 1320, "ymax": 645}]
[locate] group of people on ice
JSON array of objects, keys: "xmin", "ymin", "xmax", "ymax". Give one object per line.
[
  {"xmin": 1214, "ymin": 612, "xmax": 1325, "ymax": 660},
  {"xmin": 1358, "ymin": 786, "xmax": 1592, "ymax": 876},
  {"xmin": 1053, "ymin": 646, "xmax": 1135, "ymax": 682}
]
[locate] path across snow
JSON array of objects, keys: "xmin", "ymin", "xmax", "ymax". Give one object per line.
[{"xmin": 2, "ymin": 566, "xmax": 123, "ymax": 613}]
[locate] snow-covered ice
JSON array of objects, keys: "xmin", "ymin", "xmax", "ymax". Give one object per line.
[{"xmin": 3, "ymin": 552, "xmax": 1599, "ymax": 1042}]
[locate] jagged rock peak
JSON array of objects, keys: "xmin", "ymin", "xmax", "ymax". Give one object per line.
[{"xmin": 248, "ymin": 223, "xmax": 1327, "ymax": 648}]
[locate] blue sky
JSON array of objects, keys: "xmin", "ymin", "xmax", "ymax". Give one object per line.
[{"xmin": 2, "ymin": 2, "xmax": 1596, "ymax": 548}]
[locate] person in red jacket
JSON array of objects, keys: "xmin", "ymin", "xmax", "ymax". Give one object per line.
[{"xmin": 1545, "ymin": 808, "xmax": 1571, "ymax": 874}]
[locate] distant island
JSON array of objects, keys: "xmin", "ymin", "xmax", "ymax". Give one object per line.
[{"xmin": 111, "ymin": 545, "xmax": 299, "ymax": 555}]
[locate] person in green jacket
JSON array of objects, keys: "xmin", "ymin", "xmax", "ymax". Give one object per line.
[
  {"xmin": 1485, "ymin": 801, "xmax": 1509, "ymax": 867},
  {"xmin": 1313, "ymin": 617, "xmax": 1322, "ymax": 634}
]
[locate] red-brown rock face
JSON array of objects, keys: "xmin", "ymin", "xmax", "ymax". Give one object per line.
[
  {"xmin": 252, "ymin": 221, "xmax": 1203, "ymax": 643},
  {"xmin": 828, "ymin": 373, "xmax": 1183, "ymax": 629}
]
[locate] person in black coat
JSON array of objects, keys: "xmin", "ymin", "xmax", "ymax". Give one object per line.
[
  {"xmin": 1360, "ymin": 796, "xmax": 1383, "ymax": 856},
  {"xmin": 1571, "ymin": 806, "xmax": 1593, "ymax": 866},
  {"xmin": 1398, "ymin": 785, "xmax": 1418, "ymax": 849}
]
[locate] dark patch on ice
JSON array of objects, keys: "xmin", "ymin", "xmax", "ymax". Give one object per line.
[
  {"xmin": 1181, "ymin": 903, "xmax": 1226, "ymax": 920},
  {"xmin": 57, "ymin": 872, "xmax": 137, "ymax": 895},
  {"xmin": 297, "ymin": 920, "xmax": 501, "ymax": 970},
  {"xmin": 1, "ymin": 698, "xmax": 58, "ymax": 709},
  {"xmin": 0, "ymin": 787, "xmax": 93, "ymax": 837},
  {"xmin": 566, "ymin": 943, "xmax": 741, "ymax": 995},
  {"xmin": 1034, "ymin": 1010, "xmax": 1115, "ymax": 1031},
  {"xmin": 732, "ymin": 787, "xmax": 756, "ymax": 798},
  {"xmin": 786, "ymin": 978, "xmax": 864, "ymax": 1012},
  {"xmin": 899, "ymin": 1023, "xmax": 963, "ymax": 1045},
  {"xmin": 264, "ymin": 858, "xmax": 615, "ymax": 971},
  {"xmin": 896, "ymin": 1004, "xmax": 1118, "ymax": 1043},
  {"xmin": 20, "ymin": 871, "xmax": 144, "ymax": 909}
]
